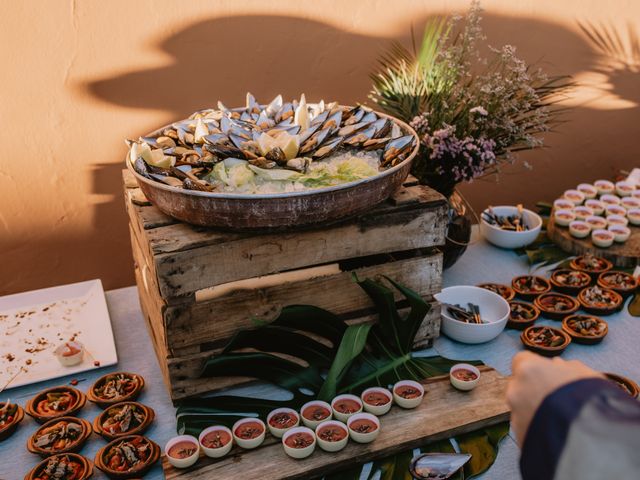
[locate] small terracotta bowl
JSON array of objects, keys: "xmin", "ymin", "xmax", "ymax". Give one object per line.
[
  {"xmin": 477, "ymin": 283, "xmax": 515, "ymax": 301},
  {"xmin": 507, "ymin": 301, "xmax": 540, "ymax": 330},
  {"xmin": 578, "ymin": 287, "xmax": 623, "ymax": 316},
  {"xmin": 534, "ymin": 293, "xmax": 580, "ymax": 321},
  {"xmin": 25, "ymin": 453, "xmax": 93, "ymax": 480},
  {"xmin": 511, "ymin": 275, "xmax": 551, "ymax": 300},
  {"xmin": 94, "ymin": 435, "xmax": 160, "ymax": 479},
  {"xmin": 570, "ymin": 255, "xmax": 613, "ymax": 279},
  {"xmin": 597, "ymin": 271, "xmax": 638, "ymax": 297},
  {"xmin": 562, "ymin": 315, "xmax": 608, "ymax": 345},
  {"xmin": 605, "ymin": 373, "xmax": 640, "ymax": 399},
  {"xmin": 0, "ymin": 402, "xmax": 24, "ymax": 441},
  {"xmin": 26, "ymin": 386, "xmax": 86, "ymax": 424},
  {"xmin": 549, "ymin": 269, "xmax": 592, "ymax": 295},
  {"xmin": 28, "ymin": 416, "xmax": 92, "ymax": 457},
  {"xmin": 93, "ymin": 402, "xmax": 155, "ymax": 440},
  {"xmin": 521, "ymin": 326, "xmax": 571, "ymax": 357},
  {"xmin": 88, "ymin": 372, "xmax": 145, "ymax": 408}
]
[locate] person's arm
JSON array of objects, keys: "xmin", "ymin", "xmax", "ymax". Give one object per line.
[{"xmin": 507, "ymin": 352, "xmax": 640, "ymax": 480}]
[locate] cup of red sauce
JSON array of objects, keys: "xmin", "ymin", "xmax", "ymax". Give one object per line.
[
  {"xmin": 282, "ymin": 426, "xmax": 316, "ymax": 459},
  {"xmin": 360, "ymin": 387, "xmax": 393, "ymax": 416},
  {"xmin": 198, "ymin": 425, "xmax": 233, "ymax": 458},
  {"xmin": 300, "ymin": 400, "xmax": 332, "ymax": 430},
  {"xmin": 331, "ymin": 394, "xmax": 363, "ymax": 423},
  {"xmin": 347, "ymin": 413, "xmax": 381, "ymax": 444},
  {"xmin": 315, "ymin": 420, "xmax": 349, "ymax": 452},
  {"xmin": 449, "ymin": 363, "xmax": 481, "ymax": 391},
  {"xmin": 267, "ymin": 408, "xmax": 300, "ymax": 438},
  {"xmin": 165, "ymin": 435, "xmax": 200, "ymax": 469},
  {"xmin": 232, "ymin": 418, "xmax": 266, "ymax": 449},
  {"xmin": 392, "ymin": 380, "xmax": 425, "ymax": 409}
]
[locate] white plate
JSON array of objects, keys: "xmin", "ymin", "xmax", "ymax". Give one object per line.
[{"xmin": 0, "ymin": 279, "xmax": 117, "ymax": 390}]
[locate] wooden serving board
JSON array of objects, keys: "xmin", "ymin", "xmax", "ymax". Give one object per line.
[
  {"xmin": 547, "ymin": 214, "xmax": 640, "ymax": 268},
  {"xmin": 162, "ymin": 367, "xmax": 510, "ymax": 480}
]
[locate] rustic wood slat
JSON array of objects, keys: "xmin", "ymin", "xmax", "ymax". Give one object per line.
[
  {"xmin": 151, "ymin": 207, "xmax": 445, "ymax": 298},
  {"xmin": 547, "ymin": 214, "xmax": 640, "ymax": 268},
  {"xmin": 164, "ymin": 252, "xmax": 442, "ymax": 352},
  {"xmin": 162, "ymin": 367, "xmax": 510, "ymax": 480}
]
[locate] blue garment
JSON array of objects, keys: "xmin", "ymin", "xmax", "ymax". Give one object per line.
[{"xmin": 521, "ymin": 378, "xmax": 640, "ymax": 480}]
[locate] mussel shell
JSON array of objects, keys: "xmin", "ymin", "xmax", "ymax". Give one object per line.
[
  {"xmin": 338, "ymin": 121, "xmax": 372, "ymax": 137},
  {"xmin": 323, "ymin": 110, "xmax": 343, "ymax": 132},
  {"xmin": 361, "ymin": 111, "xmax": 378, "ymax": 124},
  {"xmin": 265, "ymin": 147, "xmax": 287, "ymax": 163},
  {"xmin": 249, "ymin": 157, "xmax": 277, "ymax": 169},
  {"xmin": 286, "ymin": 157, "xmax": 310, "ymax": 173},
  {"xmin": 183, "ymin": 178, "xmax": 214, "ymax": 192},
  {"xmin": 203, "ymin": 133, "xmax": 230, "ymax": 145},
  {"xmin": 310, "ymin": 109, "xmax": 330, "ymax": 127},
  {"xmin": 206, "ymin": 143, "xmax": 247, "ymax": 159},
  {"xmin": 298, "ymin": 122, "xmax": 322, "ymax": 145},
  {"xmin": 275, "ymin": 103, "xmax": 294, "ymax": 123},
  {"xmin": 362, "ymin": 137, "xmax": 391, "ymax": 151},
  {"xmin": 344, "ymin": 126, "xmax": 377, "ymax": 147},
  {"xmin": 299, "ymin": 127, "xmax": 331, "ymax": 154},
  {"xmin": 371, "ymin": 118, "xmax": 392, "ymax": 138},
  {"xmin": 381, "ymin": 135, "xmax": 415, "ymax": 165},
  {"xmin": 312, "ymin": 136, "xmax": 344, "ymax": 160},
  {"xmin": 265, "ymin": 94, "xmax": 283, "ymax": 117},
  {"xmin": 246, "ymin": 92, "xmax": 260, "ymax": 114},
  {"xmin": 133, "ymin": 157, "xmax": 152, "ymax": 178},
  {"xmin": 343, "ymin": 105, "xmax": 365, "ymax": 125}
]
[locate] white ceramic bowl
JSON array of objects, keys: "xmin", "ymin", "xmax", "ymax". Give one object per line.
[
  {"xmin": 199, "ymin": 426, "xmax": 233, "ymax": 458},
  {"xmin": 591, "ymin": 229, "xmax": 614, "ymax": 248},
  {"xmin": 600, "ymin": 194, "xmax": 621, "ymax": 206},
  {"xmin": 392, "ymin": 380, "xmax": 425, "ymax": 409},
  {"xmin": 564, "ymin": 189, "xmax": 585, "ymax": 205},
  {"xmin": 282, "ymin": 426, "xmax": 316, "ymax": 459},
  {"xmin": 360, "ymin": 387, "xmax": 393, "ymax": 416},
  {"xmin": 267, "ymin": 407, "xmax": 300, "ymax": 438},
  {"xmin": 616, "ymin": 180, "xmax": 635, "ymax": 197},
  {"xmin": 53, "ymin": 341, "xmax": 85, "ymax": 367},
  {"xmin": 608, "ymin": 225, "xmax": 631, "ymax": 243},
  {"xmin": 577, "ymin": 183, "xmax": 597, "ymax": 199},
  {"xmin": 607, "ymin": 214, "xmax": 629, "ymax": 227},
  {"xmin": 594, "ymin": 179, "xmax": 615, "ymax": 195},
  {"xmin": 435, "ymin": 286, "xmax": 510, "ymax": 344},
  {"xmin": 569, "ymin": 220, "xmax": 591, "ymax": 238},
  {"xmin": 449, "ymin": 364, "xmax": 481, "ymax": 391},
  {"xmin": 232, "ymin": 418, "xmax": 266, "ymax": 449},
  {"xmin": 621, "ymin": 197, "xmax": 640, "ymax": 210},
  {"xmin": 585, "ymin": 199, "xmax": 605, "ymax": 215},
  {"xmin": 347, "ymin": 413, "xmax": 381, "ymax": 444},
  {"xmin": 315, "ymin": 420, "xmax": 349, "ymax": 452},
  {"xmin": 165, "ymin": 435, "xmax": 200, "ymax": 469},
  {"xmin": 554, "ymin": 198, "xmax": 575, "ymax": 210},
  {"xmin": 554, "ymin": 209, "xmax": 575, "ymax": 227},
  {"xmin": 585, "ymin": 215, "xmax": 607, "ymax": 230},
  {"xmin": 573, "ymin": 206, "xmax": 594, "ymax": 220},
  {"xmin": 480, "ymin": 206, "xmax": 542, "ymax": 249},
  {"xmin": 331, "ymin": 394, "xmax": 363, "ymax": 423},
  {"xmin": 627, "ymin": 208, "xmax": 640, "ymax": 225},
  {"xmin": 606, "ymin": 205, "xmax": 627, "ymax": 217},
  {"xmin": 300, "ymin": 400, "xmax": 332, "ymax": 429}
]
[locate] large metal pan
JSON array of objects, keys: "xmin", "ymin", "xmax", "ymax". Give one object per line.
[{"xmin": 127, "ymin": 108, "xmax": 419, "ymax": 230}]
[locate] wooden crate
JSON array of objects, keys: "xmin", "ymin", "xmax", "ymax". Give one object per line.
[{"xmin": 123, "ymin": 171, "xmax": 448, "ymax": 402}]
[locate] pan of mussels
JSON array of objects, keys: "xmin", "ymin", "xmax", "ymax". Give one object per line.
[{"xmin": 126, "ymin": 93, "xmax": 419, "ymax": 229}]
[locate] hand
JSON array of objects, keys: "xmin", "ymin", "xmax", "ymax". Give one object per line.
[{"xmin": 506, "ymin": 351, "xmax": 603, "ymax": 445}]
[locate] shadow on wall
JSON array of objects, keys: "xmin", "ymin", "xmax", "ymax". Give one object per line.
[{"xmin": 9, "ymin": 12, "xmax": 635, "ymax": 295}]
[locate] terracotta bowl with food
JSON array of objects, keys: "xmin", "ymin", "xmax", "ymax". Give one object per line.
[
  {"xmin": 570, "ymin": 255, "xmax": 613, "ymax": 279},
  {"xmin": 25, "ymin": 453, "xmax": 93, "ymax": 480},
  {"xmin": 561, "ymin": 315, "xmax": 608, "ymax": 345},
  {"xmin": 521, "ymin": 326, "xmax": 572, "ymax": 357},
  {"xmin": 95, "ymin": 435, "xmax": 160, "ymax": 479},
  {"xmin": 26, "ymin": 386, "xmax": 86, "ymax": 424},
  {"xmin": 578, "ymin": 286, "xmax": 623, "ymax": 316},
  {"xmin": 93, "ymin": 402, "xmax": 155, "ymax": 441},
  {"xmin": 28, "ymin": 416, "xmax": 93, "ymax": 457},
  {"xmin": 533, "ymin": 293, "xmax": 580, "ymax": 321},
  {"xmin": 604, "ymin": 373, "xmax": 640, "ymax": 399},
  {"xmin": 511, "ymin": 275, "xmax": 551, "ymax": 301},
  {"xmin": 0, "ymin": 401, "xmax": 24, "ymax": 441},
  {"xmin": 507, "ymin": 301, "xmax": 540, "ymax": 330},
  {"xmin": 88, "ymin": 372, "xmax": 145, "ymax": 408},
  {"xmin": 597, "ymin": 271, "xmax": 638, "ymax": 297},
  {"xmin": 549, "ymin": 269, "xmax": 592, "ymax": 295}
]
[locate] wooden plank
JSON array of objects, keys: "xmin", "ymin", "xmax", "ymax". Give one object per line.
[
  {"xmin": 123, "ymin": 169, "xmax": 138, "ymax": 189},
  {"xmin": 150, "ymin": 205, "xmax": 446, "ymax": 298},
  {"xmin": 162, "ymin": 367, "xmax": 510, "ymax": 480},
  {"xmin": 547, "ymin": 214, "xmax": 640, "ymax": 268},
  {"xmin": 165, "ymin": 301, "xmax": 440, "ymax": 401},
  {"xmin": 164, "ymin": 252, "xmax": 442, "ymax": 352}
]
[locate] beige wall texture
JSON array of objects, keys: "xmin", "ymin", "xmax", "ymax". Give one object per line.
[{"xmin": 1, "ymin": 0, "xmax": 638, "ymax": 295}]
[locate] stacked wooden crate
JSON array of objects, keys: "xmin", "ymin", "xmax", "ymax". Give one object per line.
[{"xmin": 123, "ymin": 171, "xmax": 448, "ymax": 402}]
